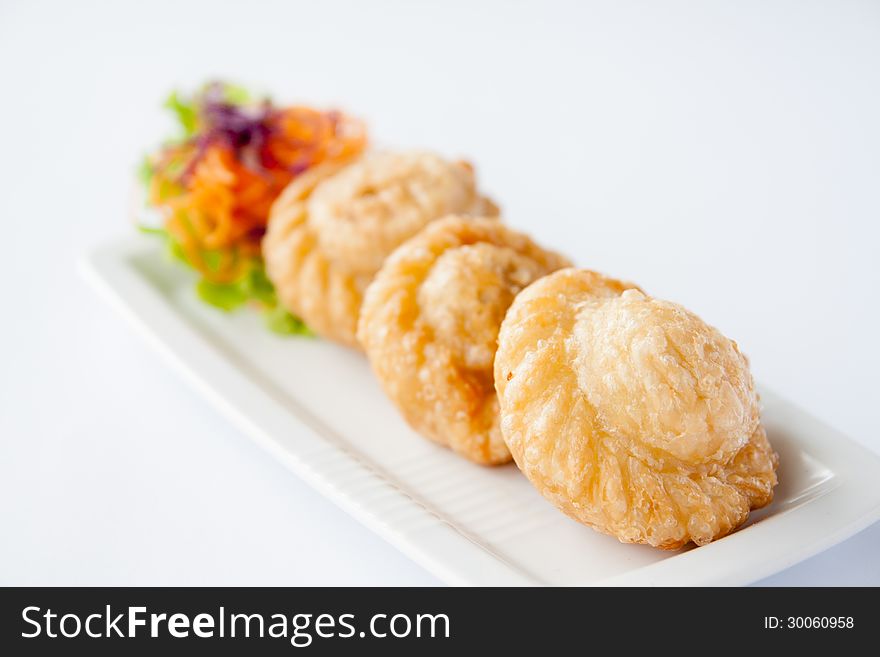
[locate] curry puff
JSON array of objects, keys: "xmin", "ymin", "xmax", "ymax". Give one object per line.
[
  {"xmin": 358, "ymin": 217, "xmax": 571, "ymax": 465},
  {"xmin": 263, "ymin": 151, "xmax": 497, "ymax": 347},
  {"xmin": 494, "ymin": 270, "xmax": 778, "ymax": 548}
]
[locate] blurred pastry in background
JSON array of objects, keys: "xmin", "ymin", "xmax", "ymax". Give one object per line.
[{"xmin": 264, "ymin": 152, "xmax": 497, "ymax": 347}]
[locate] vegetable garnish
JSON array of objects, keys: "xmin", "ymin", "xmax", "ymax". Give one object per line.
[{"xmin": 139, "ymin": 81, "xmax": 367, "ymax": 334}]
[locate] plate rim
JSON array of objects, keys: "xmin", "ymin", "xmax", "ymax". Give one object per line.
[{"xmin": 79, "ymin": 236, "xmax": 880, "ymax": 586}]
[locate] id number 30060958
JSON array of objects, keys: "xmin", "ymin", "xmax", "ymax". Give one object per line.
[{"xmin": 763, "ymin": 617, "xmax": 854, "ymax": 630}]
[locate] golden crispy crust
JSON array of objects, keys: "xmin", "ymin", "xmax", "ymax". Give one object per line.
[
  {"xmin": 494, "ymin": 269, "xmax": 778, "ymax": 548},
  {"xmin": 263, "ymin": 152, "xmax": 497, "ymax": 347},
  {"xmin": 358, "ymin": 217, "xmax": 571, "ymax": 465}
]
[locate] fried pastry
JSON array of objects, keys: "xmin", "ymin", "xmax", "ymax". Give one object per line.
[
  {"xmin": 358, "ymin": 216, "xmax": 571, "ymax": 465},
  {"xmin": 263, "ymin": 152, "xmax": 498, "ymax": 346},
  {"xmin": 494, "ymin": 270, "xmax": 778, "ymax": 548}
]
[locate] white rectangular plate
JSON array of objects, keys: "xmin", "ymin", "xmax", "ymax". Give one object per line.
[{"xmin": 81, "ymin": 238, "xmax": 880, "ymax": 586}]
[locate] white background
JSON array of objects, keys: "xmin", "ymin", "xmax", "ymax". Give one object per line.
[{"xmin": 1, "ymin": 0, "xmax": 878, "ymax": 585}]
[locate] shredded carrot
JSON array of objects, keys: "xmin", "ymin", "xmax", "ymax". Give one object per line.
[{"xmin": 148, "ymin": 98, "xmax": 367, "ymax": 283}]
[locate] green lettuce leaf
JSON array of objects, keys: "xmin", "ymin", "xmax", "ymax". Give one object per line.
[
  {"xmin": 136, "ymin": 224, "xmax": 166, "ymax": 237},
  {"xmin": 164, "ymin": 91, "xmax": 198, "ymax": 137},
  {"xmin": 264, "ymin": 305, "xmax": 314, "ymax": 336},
  {"xmin": 241, "ymin": 266, "xmax": 277, "ymax": 305},
  {"xmin": 137, "ymin": 156, "xmax": 154, "ymax": 187},
  {"xmin": 191, "ymin": 257, "xmax": 312, "ymax": 337},
  {"xmin": 222, "ymin": 83, "xmax": 252, "ymax": 105},
  {"xmin": 196, "ymin": 279, "xmax": 249, "ymax": 311}
]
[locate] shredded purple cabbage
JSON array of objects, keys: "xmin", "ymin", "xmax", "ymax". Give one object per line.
[{"xmin": 180, "ymin": 83, "xmax": 275, "ymax": 181}]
